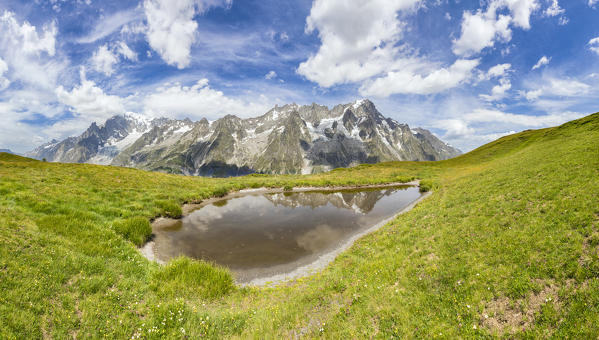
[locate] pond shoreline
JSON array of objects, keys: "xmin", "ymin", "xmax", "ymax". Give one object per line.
[
  {"xmin": 179, "ymin": 180, "xmax": 420, "ymax": 215},
  {"xmin": 242, "ymin": 190, "xmax": 432, "ymax": 286},
  {"xmin": 139, "ymin": 180, "xmax": 426, "ymax": 285}
]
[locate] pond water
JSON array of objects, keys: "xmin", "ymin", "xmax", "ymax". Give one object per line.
[{"xmin": 151, "ymin": 185, "xmax": 422, "ymax": 284}]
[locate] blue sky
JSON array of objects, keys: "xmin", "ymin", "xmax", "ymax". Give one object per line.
[{"xmin": 0, "ymin": 0, "xmax": 598, "ymax": 153}]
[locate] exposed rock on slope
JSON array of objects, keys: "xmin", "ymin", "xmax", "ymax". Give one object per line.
[{"xmin": 27, "ymin": 100, "xmax": 461, "ymax": 175}]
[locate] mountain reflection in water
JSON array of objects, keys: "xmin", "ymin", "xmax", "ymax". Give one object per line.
[{"xmin": 152, "ymin": 185, "xmax": 422, "ymax": 283}]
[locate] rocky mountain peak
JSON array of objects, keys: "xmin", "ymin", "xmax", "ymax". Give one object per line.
[{"xmin": 27, "ymin": 99, "xmax": 461, "ymax": 176}]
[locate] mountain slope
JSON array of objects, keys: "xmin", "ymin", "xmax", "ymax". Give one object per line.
[
  {"xmin": 1, "ymin": 112, "xmax": 599, "ymax": 338},
  {"xmin": 27, "ymin": 100, "xmax": 460, "ymax": 175}
]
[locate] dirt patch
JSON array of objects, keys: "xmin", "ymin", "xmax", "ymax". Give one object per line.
[{"xmin": 481, "ymin": 281, "xmax": 560, "ymax": 335}]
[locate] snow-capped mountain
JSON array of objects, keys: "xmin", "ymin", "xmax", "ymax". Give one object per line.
[{"xmin": 26, "ymin": 99, "xmax": 461, "ymax": 176}]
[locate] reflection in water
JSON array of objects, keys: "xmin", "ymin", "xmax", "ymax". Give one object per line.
[{"xmin": 152, "ymin": 186, "xmax": 421, "ymax": 283}]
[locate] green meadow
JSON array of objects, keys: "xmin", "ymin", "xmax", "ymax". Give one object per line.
[{"xmin": 1, "ymin": 112, "xmax": 598, "ymax": 338}]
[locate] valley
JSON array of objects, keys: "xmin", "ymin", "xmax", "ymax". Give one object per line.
[{"xmin": 1, "ymin": 112, "xmax": 598, "ymax": 338}]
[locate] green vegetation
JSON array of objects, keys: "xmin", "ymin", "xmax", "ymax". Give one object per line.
[
  {"xmin": 150, "ymin": 257, "xmax": 234, "ymax": 300},
  {"xmin": 1, "ymin": 112, "xmax": 599, "ymax": 338},
  {"xmin": 113, "ymin": 217, "xmax": 152, "ymax": 247}
]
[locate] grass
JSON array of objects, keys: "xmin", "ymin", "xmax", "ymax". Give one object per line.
[
  {"xmin": 112, "ymin": 217, "xmax": 152, "ymax": 247},
  {"xmin": 0, "ymin": 112, "xmax": 599, "ymax": 338}
]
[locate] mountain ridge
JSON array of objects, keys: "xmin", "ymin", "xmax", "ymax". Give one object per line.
[{"xmin": 26, "ymin": 99, "xmax": 461, "ymax": 176}]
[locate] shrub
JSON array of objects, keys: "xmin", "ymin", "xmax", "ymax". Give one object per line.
[
  {"xmin": 213, "ymin": 187, "xmax": 229, "ymax": 198},
  {"xmin": 113, "ymin": 217, "xmax": 152, "ymax": 246},
  {"xmin": 283, "ymin": 185, "xmax": 293, "ymax": 191},
  {"xmin": 151, "ymin": 257, "xmax": 234, "ymax": 299},
  {"xmin": 155, "ymin": 200, "xmax": 182, "ymax": 218},
  {"xmin": 419, "ymin": 179, "xmax": 437, "ymax": 193}
]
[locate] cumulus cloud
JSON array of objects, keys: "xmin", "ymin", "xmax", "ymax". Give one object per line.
[
  {"xmin": 0, "ymin": 11, "xmax": 61, "ymax": 89},
  {"xmin": 532, "ymin": 56, "xmax": 550, "ymax": 70},
  {"xmin": 298, "ymin": 0, "xmax": 420, "ymax": 87},
  {"xmin": 360, "ymin": 59, "xmax": 480, "ymax": 97},
  {"xmin": 91, "ymin": 45, "xmax": 118, "ymax": 76},
  {"xmin": 143, "ymin": 79, "xmax": 271, "ymax": 120},
  {"xmin": 453, "ymin": 0, "xmax": 539, "ymax": 56},
  {"xmin": 486, "ymin": 63, "xmax": 512, "ymax": 79},
  {"xmin": 589, "ymin": 37, "xmax": 599, "ymax": 56},
  {"xmin": 0, "ymin": 11, "xmax": 57, "ymax": 56},
  {"xmin": 297, "ymin": 0, "xmax": 478, "ymax": 97},
  {"xmin": 480, "ymin": 78, "xmax": 511, "ymax": 101},
  {"xmin": 91, "ymin": 42, "xmax": 138, "ymax": 76},
  {"xmin": 56, "ymin": 68, "xmax": 126, "ymax": 120},
  {"xmin": 453, "ymin": 10, "xmax": 511, "ymax": 56},
  {"xmin": 477, "ymin": 64, "xmax": 512, "ymax": 101},
  {"xmin": 589, "ymin": 0, "xmax": 598, "ymax": 7},
  {"xmin": 143, "ymin": 0, "xmax": 231, "ymax": 69}
]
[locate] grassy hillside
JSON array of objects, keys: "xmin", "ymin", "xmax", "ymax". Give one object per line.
[{"xmin": 1, "ymin": 112, "xmax": 598, "ymax": 338}]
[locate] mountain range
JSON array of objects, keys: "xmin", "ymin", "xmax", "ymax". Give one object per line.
[
  {"xmin": 0, "ymin": 149, "xmax": 15, "ymax": 155},
  {"xmin": 26, "ymin": 99, "xmax": 461, "ymax": 176}
]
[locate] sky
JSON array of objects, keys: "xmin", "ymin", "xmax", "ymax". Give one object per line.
[{"xmin": 0, "ymin": 0, "xmax": 598, "ymax": 153}]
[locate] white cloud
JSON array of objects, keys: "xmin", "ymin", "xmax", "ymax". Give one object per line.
[
  {"xmin": 544, "ymin": 0, "xmax": 564, "ymax": 16},
  {"xmin": 0, "ymin": 11, "xmax": 61, "ymax": 90},
  {"xmin": 505, "ymin": 0, "xmax": 539, "ymax": 29},
  {"xmin": 589, "ymin": 37, "xmax": 599, "ymax": 56},
  {"xmin": 486, "ymin": 63, "xmax": 511, "ymax": 78},
  {"xmin": 0, "ymin": 57, "xmax": 9, "ymax": 91},
  {"xmin": 143, "ymin": 0, "xmax": 231, "ymax": 69},
  {"xmin": 462, "ymin": 108, "xmax": 581, "ymax": 127},
  {"xmin": 522, "ymin": 77, "xmax": 591, "ymax": 101},
  {"xmin": 265, "ymin": 70, "xmax": 277, "ymax": 80},
  {"xmin": 452, "ymin": 10, "xmax": 511, "ymax": 56},
  {"xmin": 0, "ymin": 11, "xmax": 57, "ymax": 56},
  {"xmin": 91, "ymin": 42, "xmax": 139, "ymax": 76},
  {"xmin": 91, "ymin": 44, "xmax": 118, "ymax": 76},
  {"xmin": 480, "ymin": 78, "xmax": 511, "ymax": 101},
  {"xmin": 117, "ymin": 41, "xmax": 138, "ymax": 61},
  {"xmin": 297, "ymin": 0, "xmax": 420, "ymax": 87},
  {"xmin": 437, "ymin": 119, "xmax": 475, "ymax": 139},
  {"xmin": 143, "ymin": 79, "xmax": 271, "ymax": 120},
  {"xmin": 544, "ymin": 78, "xmax": 590, "ymax": 96},
  {"xmin": 77, "ymin": 8, "xmax": 140, "ymax": 44},
  {"xmin": 532, "ymin": 55, "xmax": 550, "ymax": 70},
  {"xmin": 589, "ymin": 0, "xmax": 598, "ymax": 7},
  {"xmin": 56, "ymin": 68, "xmax": 126, "ymax": 120},
  {"xmin": 453, "ymin": 0, "xmax": 539, "ymax": 56},
  {"xmin": 557, "ymin": 16, "xmax": 569, "ymax": 25},
  {"xmin": 524, "ymin": 89, "xmax": 542, "ymax": 100},
  {"xmin": 360, "ymin": 59, "xmax": 480, "ymax": 97},
  {"xmin": 433, "ymin": 107, "xmax": 583, "ymax": 149},
  {"xmin": 298, "ymin": 0, "xmax": 478, "ymax": 97}
]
